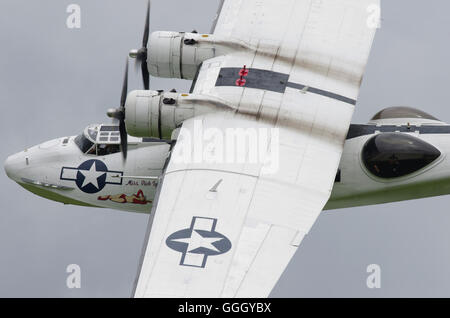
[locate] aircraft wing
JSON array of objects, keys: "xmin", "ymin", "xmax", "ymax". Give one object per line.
[{"xmin": 133, "ymin": 0, "xmax": 379, "ymax": 297}]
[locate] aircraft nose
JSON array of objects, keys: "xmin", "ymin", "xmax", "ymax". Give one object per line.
[
  {"xmin": 4, "ymin": 155, "xmax": 17, "ymax": 180},
  {"xmin": 4, "ymin": 152, "xmax": 26, "ymax": 181}
]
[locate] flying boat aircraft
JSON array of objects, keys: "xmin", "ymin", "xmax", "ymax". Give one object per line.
[
  {"xmin": 7, "ymin": 0, "xmax": 442, "ymax": 297},
  {"xmin": 6, "ymin": 106, "xmax": 450, "ymax": 213}
]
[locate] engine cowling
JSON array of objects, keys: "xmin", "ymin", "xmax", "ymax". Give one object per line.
[
  {"xmin": 147, "ymin": 31, "xmax": 229, "ymax": 79},
  {"xmin": 124, "ymin": 90, "xmax": 230, "ymax": 139}
]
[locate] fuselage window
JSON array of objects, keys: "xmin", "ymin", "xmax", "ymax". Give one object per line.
[
  {"xmin": 362, "ymin": 133, "xmax": 441, "ymax": 179},
  {"xmin": 97, "ymin": 144, "xmax": 121, "ymax": 156}
]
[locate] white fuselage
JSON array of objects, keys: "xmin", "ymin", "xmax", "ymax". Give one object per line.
[
  {"xmin": 327, "ymin": 126, "xmax": 450, "ymax": 209},
  {"xmin": 4, "ymin": 127, "xmax": 171, "ymax": 213},
  {"xmin": 6, "ymin": 120, "xmax": 450, "ymax": 213}
]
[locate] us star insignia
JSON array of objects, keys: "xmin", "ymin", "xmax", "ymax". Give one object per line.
[{"xmin": 166, "ymin": 216, "xmax": 232, "ymax": 268}]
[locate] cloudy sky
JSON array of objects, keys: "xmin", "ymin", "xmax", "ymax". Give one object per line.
[{"xmin": 1, "ymin": 0, "xmax": 450, "ymax": 297}]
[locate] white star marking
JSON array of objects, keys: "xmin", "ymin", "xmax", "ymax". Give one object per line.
[
  {"xmin": 173, "ymin": 230, "xmax": 223, "ymax": 253},
  {"xmin": 79, "ymin": 162, "xmax": 105, "ymax": 189}
]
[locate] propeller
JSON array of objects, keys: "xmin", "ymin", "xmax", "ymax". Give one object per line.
[
  {"xmin": 129, "ymin": 0, "xmax": 150, "ymax": 90},
  {"xmin": 107, "ymin": 59, "xmax": 129, "ymax": 160}
]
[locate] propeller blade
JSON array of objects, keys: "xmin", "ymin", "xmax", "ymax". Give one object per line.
[
  {"xmin": 142, "ymin": 0, "xmax": 150, "ymax": 48},
  {"xmin": 120, "ymin": 59, "xmax": 129, "ymax": 108},
  {"xmin": 119, "ymin": 58, "xmax": 129, "ymax": 160},
  {"xmin": 141, "ymin": 59, "xmax": 150, "ymax": 90},
  {"xmin": 119, "ymin": 118, "xmax": 128, "ymax": 160},
  {"xmin": 129, "ymin": 1, "xmax": 150, "ymax": 90}
]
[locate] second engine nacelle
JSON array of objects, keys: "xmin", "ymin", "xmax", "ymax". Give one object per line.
[
  {"xmin": 147, "ymin": 31, "xmax": 230, "ymax": 79},
  {"xmin": 125, "ymin": 90, "xmax": 231, "ymax": 139}
]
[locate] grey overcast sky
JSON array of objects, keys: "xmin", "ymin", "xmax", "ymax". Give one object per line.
[{"xmin": 1, "ymin": 0, "xmax": 450, "ymax": 297}]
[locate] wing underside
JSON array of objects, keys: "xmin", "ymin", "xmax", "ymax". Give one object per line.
[{"xmin": 133, "ymin": 0, "xmax": 379, "ymax": 297}]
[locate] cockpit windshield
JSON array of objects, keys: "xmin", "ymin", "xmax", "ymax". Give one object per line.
[
  {"xmin": 74, "ymin": 134, "xmax": 94, "ymax": 153},
  {"xmin": 74, "ymin": 124, "xmax": 122, "ymax": 156},
  {"xmin": 87, "ymin": 127, "xmax": 98, "ymax": 141}
]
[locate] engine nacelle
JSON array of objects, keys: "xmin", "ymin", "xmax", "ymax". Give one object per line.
[
  {"xmin": 147, "ymin": 31, "xmax": 230, "ymax": 79},
  {"xmin": 125, "ymin": 90, "xmax": 231, "ymax": 139}
]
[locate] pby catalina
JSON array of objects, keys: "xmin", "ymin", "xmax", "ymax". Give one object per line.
[
  {"xmin": 6, "ymin": 106, "xmax": 450, "ymax": 213},
  {"xmin": 6, "ymin": 0, "xmax": 441, "ymax": 297}
]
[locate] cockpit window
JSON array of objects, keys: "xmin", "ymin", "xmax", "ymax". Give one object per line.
[
  {"xmin": 75, "ymin": 125, "xmax": 122, "ymax": 156},
  {"xmin": 100, "ymin": 125, "xmax": 119, "ymax": 132},
  {"xmin": 87, "ymin": 127, "xmax": 98, "ymax": 141},
  {"xmin": 74, "ymin": 134, "xmax": 94, "ymax": 153},
  {"xmin": 97, "ymin": 144, "xmax": 121, "ymax": 156},
  {"xmin": 362, "ymin": 133, "xmax": 441, "ymax": 179},
  {"xmin": 371, "ymin": 107, "xmax": 439, "ymax": 121},
  {"xmin": 86, "ymin": 146, "xmax": 97, "ymax": 155}
]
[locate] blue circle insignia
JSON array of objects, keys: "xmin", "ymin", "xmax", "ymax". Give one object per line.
[
  {"xmin": 75, "ymin": 159, "xmax": 108, "ymax": 194},
  {"xmin": 166, "ymin": 217, "xmax": 232, "ymax": 268}
]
